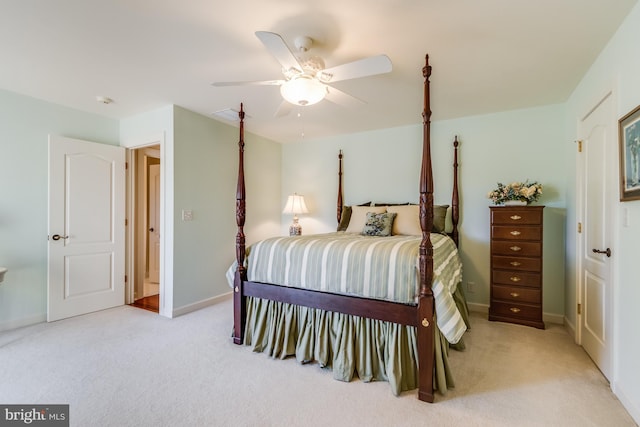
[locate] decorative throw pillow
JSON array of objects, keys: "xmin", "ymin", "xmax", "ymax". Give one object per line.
[
  {"xmin": 345, "ymin": 206, "xmax": 387, "ymax": 233},
  {"xmin": 362, "ymin": 212, "xmax": 397, "ymax": 237}
]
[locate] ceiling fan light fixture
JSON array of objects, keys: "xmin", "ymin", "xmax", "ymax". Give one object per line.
[{"xmin": 280, "ymin": 76, "xmax": 327, "ymax": 106}]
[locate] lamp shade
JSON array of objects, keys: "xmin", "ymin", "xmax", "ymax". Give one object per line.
[
  {"xmin": 280, "ymin": 76, "xmax": 327, "ymax": 106},
  {"xmin": 282, "ymin": 193, "xmax": 309, "ymax": 215}
]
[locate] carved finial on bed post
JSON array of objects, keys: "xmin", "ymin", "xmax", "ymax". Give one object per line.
[
  {"xmin": 451, "ymin": 136, "xmax": 460, "ymax": 246},
  {"xmin": 422, "ymin": 54, "xmax": 432, "ymax": 81},
  {"xmin": 337, "ymin": 150, "xmax": 343, "ymax": 225},
  {"xmin": 233, "ymin": 103, "xmax": 247, "ymax": 345}
]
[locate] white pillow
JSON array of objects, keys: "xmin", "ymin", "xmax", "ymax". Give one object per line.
[
  {"xmin": 345, "ymin": 205, "xmax": 387, "ymax": 233},
  {"xmin": 386, "ymin": 205, "xmax": 421, "ymax": 235}
]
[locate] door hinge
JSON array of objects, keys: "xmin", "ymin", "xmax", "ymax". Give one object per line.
[
  {"xmin": 125, "ymin": 275, "xmax": 128, "ymax": 283},
  {"xmin": 578, "ymin": 222, "xmax": 582, "ymax": 233},
  {"xmin": 125, "ymin": 218, "xmax": 128, "ymax": 226},
  {"xmin": 576, "ymin": 140, "xmax": 583, "ymax": 153},
  {"xmin": 125, "ymin": 162, "xmax": 129, "ymax": 170},
  {"xmin": 577, "ymin": 303, "xmax": 582, "ymax": 315}
]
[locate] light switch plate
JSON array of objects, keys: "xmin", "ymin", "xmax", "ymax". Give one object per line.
[{"xmin": 182, "ymin": 210, "xmax": 193, "ymax": 221}]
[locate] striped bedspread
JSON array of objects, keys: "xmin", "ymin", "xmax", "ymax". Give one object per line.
[{"xmin": 227, "ymin": 232, "xmax": 466, "ymax": 344}]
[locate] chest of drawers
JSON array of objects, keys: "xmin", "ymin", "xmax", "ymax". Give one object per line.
[{"xmin": 489, "ymin": 205, "xmax": 545, "ymax": 329}]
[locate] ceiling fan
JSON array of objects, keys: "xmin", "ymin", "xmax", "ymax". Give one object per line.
[{"xmin": 212, "ymin": 31, "xmax": 392, "ymax": 116}]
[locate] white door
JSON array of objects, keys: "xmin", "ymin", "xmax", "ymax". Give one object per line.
[
  {"xmin": 48, "ymin": 135, "xmax": 126, "ymax": 321},
  {"xmin": 148, "ymin": 163, "xmax": 161, "ymax": 283},
  {"xmin": 577, "ymin": 94, "xmax": 614, "ymax": 379}
]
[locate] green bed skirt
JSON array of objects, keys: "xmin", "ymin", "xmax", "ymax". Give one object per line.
[{"xmin": 242, "ymin": 284, "xmax": 470, "ymax": 396}]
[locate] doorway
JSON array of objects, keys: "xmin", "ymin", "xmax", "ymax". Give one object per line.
[{"xmin": 130, "ymin": 145, "xmax": 161, "ymax": 313}]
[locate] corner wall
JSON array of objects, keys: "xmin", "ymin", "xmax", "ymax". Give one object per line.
[
  {"xmin": 121, "ymin": 105, "xmax": 282, "ymax": 316},
  {"xmin": 172, "ymin": 107, "xmax": 281, "ymax": 311},
  {"xmin": 564, "ymin": 1, "xmax": 640, "ymax": 421}
]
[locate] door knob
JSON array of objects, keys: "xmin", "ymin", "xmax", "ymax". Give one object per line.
[
  {"xmin": 51, "ymin": 234, "xmax": 69, "ymax": 241},
  {"xmin": 592, "ymin": 248, "xmax": 611, "ymax": 257},
  {"xmin": 149, "ymin": 227, "xmax": 154, "ymax": 232}
]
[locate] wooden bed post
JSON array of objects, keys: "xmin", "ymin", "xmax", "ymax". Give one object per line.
[
  {"xmin": 337, "ymin": 150, "xmax": 343, "ymax": 224},
  {"xmin": 233, "ymin": 104, "xmax": 247, "ymax": 345},
  {"xmin": 451, "ymin": 136, "xmax": 460, "ymax": 246},
  {"xmin": 417, "ymin": 54, "xmax": 435, "ymax": 403}
]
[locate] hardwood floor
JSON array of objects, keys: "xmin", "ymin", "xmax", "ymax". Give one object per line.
[{"xmin": 130, "ymin": 294, "xmax": 159, "ymax": 313}]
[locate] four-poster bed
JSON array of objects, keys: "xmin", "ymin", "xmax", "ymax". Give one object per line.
[{"xmin": 231, "ymin": 55, "xmax": 464, "ymax": 402}]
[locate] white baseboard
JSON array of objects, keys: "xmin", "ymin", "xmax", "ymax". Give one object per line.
[
  {"xmin": 0, "ymin": 313, "xmax": 46, "ymax": 332},
  {"xmin": 612, "ymin": 381, "xmax": 640, "ymax": 425},
  {"xmin": 467, "ymin": 302, "xmax": 489, "ymax": 314},
  {"xmin": 172, "ymin": 292, "xmax": 232, "ymax": 317},
  {"xmin": 467, "ymin": 302, "xmax": 564, "ymax": 325},
  {"xmin": 0, "ymin": 293, "xmax": 234, "ymax": 331},
  {"xmin": 564, "ymin": 316, "xmax": 576, "ymax": 335},
  {"xmin": 543, "ymin": 312, "xmax": 564, "ymax": 325}
]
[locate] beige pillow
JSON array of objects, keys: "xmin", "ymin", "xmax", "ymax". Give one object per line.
[
  {"xmin": 345, "ymin": 206, "xmax": 387, "ymax": 233},
  {"xmin": 386, "ymin": 205, "xmax": 421, "ymax": 235}
]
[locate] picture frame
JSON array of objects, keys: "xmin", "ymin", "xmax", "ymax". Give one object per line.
[{"xmin": 619, "ymin": 104, "xmax": 640, "ymax": 201}]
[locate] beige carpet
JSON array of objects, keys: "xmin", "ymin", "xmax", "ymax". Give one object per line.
[{"xmin": 0, "ymin": 298, "xmax": 635, "ymax": 427}]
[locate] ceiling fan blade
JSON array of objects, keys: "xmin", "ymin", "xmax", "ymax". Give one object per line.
[
  {"xmin": 318, "ymin": 55, "xmax": 392, "ymax": 83},
  {"xmin": 324, "ymin": 86, "xmax": 365, "ymax": 108},
  {"xmin": 212, "ymin": 79, "xmax": 284, "ymax": 87},
  {"xmin": 255, "ymin": 31, "xmax": 303, "ymax": 74},
  {"xmin": 274, "ymin": 100, "xmax": 294, "ymax": 118}
]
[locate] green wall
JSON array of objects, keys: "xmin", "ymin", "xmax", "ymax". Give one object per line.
[
  {"xmin": 282, "ymin": 103, "xmax": 567, "ymax": 319},
  {"xmin": 172, "ymin": 106, "xmax": 281, "ymax": 309},
  {"xmin": 0, "ymin": 89, "xmax": 119, "ymax": 330}
]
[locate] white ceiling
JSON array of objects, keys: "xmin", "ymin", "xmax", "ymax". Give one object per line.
[{"xmin": 0, "ymin": 0, "xmax": 636, "ymax": 143}]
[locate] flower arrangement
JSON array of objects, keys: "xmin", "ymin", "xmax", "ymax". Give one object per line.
[{"xmin": 487, "ymin": 180, "xmax": 543, "ymax": 205}]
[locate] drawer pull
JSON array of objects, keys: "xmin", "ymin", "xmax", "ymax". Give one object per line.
[
  {"xmin": 510, "ymin": 261, "xmax": 522, "ymax": 266},
  {"xmin": 510, "ymin": 307, "xmax": 521, "ymax": 313},
  {"xmin": 510, "ymin": 276, "xmax": 521, "ymax": 282},
  {"xmin": 510, "ymin": 292, "xmax": 520, "ymax": 298},
  {"xmin": 510, "ymin": 230, "xmax": 521, "ymax": 236},
  {"xmin": 510, "ymin": 215, "xmax": 522, "ymax": 220},
  {"xmin": 510, "ymin": 246, "xmax": 522, "ymax": 252}
]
